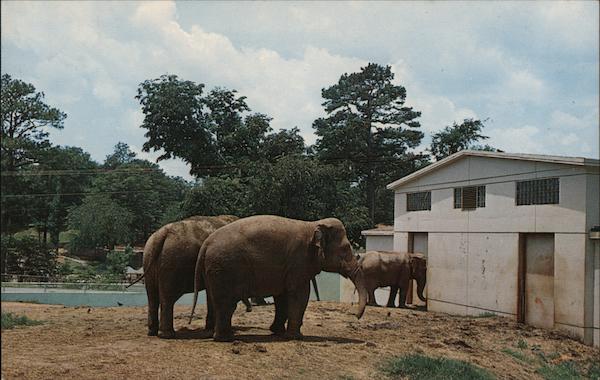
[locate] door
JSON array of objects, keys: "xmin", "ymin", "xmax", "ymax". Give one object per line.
[
  {"xmin": 519, "ymin": 233, "xmax": 555, "ymax": 329},
  {"xmin": 407, "ymin": 233, "xmax": 428, "ymax": 306}
]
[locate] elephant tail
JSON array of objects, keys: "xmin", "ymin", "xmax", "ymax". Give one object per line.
[
  {"xmin": 142, "ymin": 226, "xmax": 170, "ymax": 280},
  {"xmin": 189, "ymin": 240, "xmax": 207, "ymax": 324},
  {"xmin": 125, "ymin": 273, "xmax": 145, "ymax": 289}
]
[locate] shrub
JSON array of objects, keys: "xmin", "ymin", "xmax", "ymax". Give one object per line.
[
  {"xmin": 1, "ymin": 312, "xmax": 43, "ymax": 330},
  {"xmin": 380, "ymin": 354, "xmax": 495, "ymax": 380}
]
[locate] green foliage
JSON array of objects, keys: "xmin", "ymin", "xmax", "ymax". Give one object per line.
[
  {"xmin": 430, "ymin": 118, "xmax": 494, "ymax": 161},
  {"xmin": 68, "ymin": 195, "xmax": 135, "ymax": 249},
  {"xmin": 30, "ymin": 145, "xmax": 98, "ymax": 246},
  {"xmin": 0, "ymin": 235, "xmax": 57, "ymax": 277},
  {"xmin": 474, "ymin": 312, "xmax": 496, "ymax": 318},
  {"xmin": 136, "ymin": 75, "xmax": 310, "ymax": 179},
  {"xmin": 380, "ymin": 354, "xmax": 495, "ymax": 380},
  {"xmin": 1, "ymin": 312, "xmax": 43, "ymax": 329},
  {"xmin": 105, "ymin": 246, "xmax": 133, "ymax": 276},
  {"xmin": 262, "ymin": 127, "xmax": 305, "ymax": 162},
  {"xmin": 181, "ymin": 176, "xmax": 252, "ymax": 218},
  {"xmin": 179, "ymin": 157, "xmax": 371, "ymax": 247},
  {"xmin": 537, "ymin": 361, "xmax": 583, "ymax": 380},
  {"xmin": 0, "ymin": 74, "xmax": 66, "ymax": 171},
  {"xmin": 1, "ymin": 74, "xmax": 68, "ymax": 234},
  {"xmin": 517, "ymin": 339, "xmax": 528, "ymax": 349},
  {"xmin": 501, "ymin": 348, "xmax": 533, "ymax": 363},
  {"xmin": 314, "ymin": 63, "xmax": 424, "ymax": 223}
]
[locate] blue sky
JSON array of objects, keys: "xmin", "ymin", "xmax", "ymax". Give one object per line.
[{"xmin": 2, "ymin": 1, "xmax": 598, "ymax": 180}]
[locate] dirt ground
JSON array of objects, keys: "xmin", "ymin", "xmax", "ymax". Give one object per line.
[{"xmin": 2, "ymin": 301, "xmax": 598, "ymax": 379}]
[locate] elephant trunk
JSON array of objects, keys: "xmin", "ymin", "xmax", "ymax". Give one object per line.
[
  {"xmin": 416, "ymin": 277, "xmax": 427, "ymax": 303},
  {"xmin": 349, "ymin": 269, "xmax": 368, "ymax": 319}
]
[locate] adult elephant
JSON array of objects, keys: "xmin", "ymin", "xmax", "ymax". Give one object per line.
[
  {"xmin": 190, "ymin": 215, "xmax": 368, "ymax": 341},
  {"xmin": 359, "ymin": 251, "xmax": 427, "ymax": 308},
  {"xmin": 142, "ymin": 215, "xmax": 239, "ymax": 338}
]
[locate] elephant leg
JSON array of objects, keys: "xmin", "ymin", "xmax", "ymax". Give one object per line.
[
  {"xmin": 270, "ymin": 294, "xmax": 288, "ymax": 335},
  {"xmin": 398, "ymin": 287, "xmax": 408, "ymax": 308},
  {"xmin": 213, "ymin": 298, "xmax": 237, "ymax": 342},
  {"xmin": 386, "ymin": 286, "xmax": 398, "ymax": 308},
  {"xmin": 285, "ymin": 283, "xmax": 310, "ymax": 340},
  {"xmin": 205, "ymin": 289, "xmax": 215, "ymax": 331},
  {"xmin": 367, "ymin": 287, "xmax": 379, "ymax": 307},
  {"xmin": 242, "ymin": 298, "xmax": 252, "ymax": 312},
  {"xmin": 146, "ymin": 282, "xmax": 159, "ymax": 336},
  {"xmin": 158, "ymin": 293, "xmax": 176, "ymax": 339}
]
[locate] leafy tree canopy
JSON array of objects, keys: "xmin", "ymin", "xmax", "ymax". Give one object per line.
[
  {"xmin": 313, "ymin": 63, "xmax": 424, "ymax": 223},
  {"xmin": 430, "ymin": 118, "xmax": 495, "ymax": 161},
  {"xmin": 1, "ymin": 74, "xmax": 66, "ymax": 171},
  {"xmin": 68, "ymin": 195, "xmax": 135, "ymax": 249},
  {"xmin": 136, "ymin": 75, "xmax": 307, "ymax": 177}
]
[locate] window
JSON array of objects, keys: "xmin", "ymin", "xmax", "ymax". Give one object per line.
[
  {"xmin": 407, "ymin": 191, "xmax": 431, "ymax": 211},
  {"xmin": 516, "ymin": 178, "xmax": 559, "ymax": 205},
  {"xmin": 454, "ymin": 185, "xmax": 486, "ymax": 209}
]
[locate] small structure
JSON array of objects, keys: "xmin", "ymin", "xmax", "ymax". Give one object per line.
[
  {"xmin": 113, "ymin": 245, "xmax": 144, "ymax": 268},
  {"xmin": 386, "ymin": 150, "xmax": 599, "ymax": 346},
  {"xmin": 361, "ymin": 224, "xmax": 394, "ymax": 251},
  {"xmin": 125, "ymin": 266, "xmax": 144, "ymax": 284}
]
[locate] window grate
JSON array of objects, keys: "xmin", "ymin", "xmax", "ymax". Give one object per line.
[
  {"xmin": 407, "ymin": 191, "xmax": 431, "ymax": 211},
  {"xmin": 454, "ymin": 185, "xmax": 486, "ymax": 209},
  {"xmin": 516, "ymin": 178, "xmax": 559, "ymax": 205},
  {"xmin": 454, "ymin": 188, "xmax": 462, "ymax": 209},
  {"xmin": 462, "ymin": 186, "xmax": 477, "ymax": 209}
]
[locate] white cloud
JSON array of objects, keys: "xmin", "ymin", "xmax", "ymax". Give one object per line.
[
  {"xmin": 488, "ymin": 125, "xmax": 543, "ymax": 154},
  {"xmin": 129, "ymin": 145, "xmax": 194, "ymax": 181},
  {"xmin": 1, "ymin": 0, "xmax": 597, "ymax": 174}
]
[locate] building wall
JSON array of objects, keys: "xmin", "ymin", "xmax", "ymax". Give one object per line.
[
  {"xmin": 391, "ymin": 156, "xmax": 598, "ymax": 343},
  {"xmin": 364, "ymin": 235, "xmax": 394, "ymax": 252}
]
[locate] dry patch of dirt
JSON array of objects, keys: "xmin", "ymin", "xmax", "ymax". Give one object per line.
[{"xmin": 2, "ymin": 302, "xmax": 598, "ymax": 379}]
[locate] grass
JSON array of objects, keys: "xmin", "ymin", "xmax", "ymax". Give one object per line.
[
  {"xmin": 1, "ymin": 312, "xmax": 43, "ymax": 330},
  {"xmin": 380, "ymin": 354, "xmax": 495, "ymax": 380},
  {"xmin": 474, "ymin": 312, "xmax": 496, "ymax": 318},
  {"xmin": 501, "ymin": 348, "xmax": 533, "ymax": 364},
  {"xmin": 537, "ymin": 361, "xmax": 583, "ymax": 380}
]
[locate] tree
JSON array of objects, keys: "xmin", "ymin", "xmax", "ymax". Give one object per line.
[
  {"xmin": 25, "ymin": 146, "xmax": 98, "ymax": 247},
  {"xmin": 89, "ymin": 142, "xmax": 190, "ymax": 243},
  {"xmin": 136, "ymin": 75, "xmax": 306, "ymax": 178},
  {"xmin": 104, "ymin": 142, "xmax": 136, "ymax": 169},
  {"xmin": 262, "ymin": 127, "xmax": 305, "ymax": 162},
  {"xmin": 1, "ymin": 74, "xmax": 67, "ymax": 234},
  {"xmin": 313, "ymin": 63, "xmax": 423, "ymax": 223},
  {"xmin": 1, "ymin": 74, "xmax": 66, "ymax": 171},
  {"xmin": 429, "ymin": 118, "xmax": 494, "ymax": 161},
  {"xmin": 0, "ymin": 235, "xmax": 57, "ymax": 278},
  {"xmin": 68, "ymin": 196, "xmax": 135, "ymax": 250}
]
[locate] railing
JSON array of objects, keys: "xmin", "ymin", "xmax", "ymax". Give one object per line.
[{"xmin": 1, "ymin": 274, "xmax": 145, "ymax": 293}]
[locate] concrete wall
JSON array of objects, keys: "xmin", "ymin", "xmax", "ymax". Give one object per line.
[
  {"xmin": 391, "ymin": 155, "xmax": 599, "ymax": 343},
  {"xmin": 364, "ymin": 234, "xmax": 394, "ymax": 252}
]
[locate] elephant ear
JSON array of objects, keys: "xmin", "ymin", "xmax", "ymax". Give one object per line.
[{"xmin": 312, "ymin": 227, "xmax": 326, "ymax": 265}]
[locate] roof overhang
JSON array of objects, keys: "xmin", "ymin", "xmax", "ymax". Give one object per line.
[
  {"xmin": 387, "ymin": 150, "xmax": 599, "ymax": 190},
  {"xmin": 361, "ymin": 229, "xmax": 394, "ymax": 236}
]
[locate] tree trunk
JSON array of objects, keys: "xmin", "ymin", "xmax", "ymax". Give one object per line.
[{"xmin": 365, "ymin": 111, "xmax": 375, "ymax": 224}]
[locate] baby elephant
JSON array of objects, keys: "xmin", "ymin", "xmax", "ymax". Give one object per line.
[{"xmin": 359, "ymin": 251, "xmax": 427, "ymax": 308}]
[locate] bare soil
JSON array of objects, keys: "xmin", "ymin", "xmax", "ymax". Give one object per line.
[{"xmin": 2, "ymin": 301, "xmax": 598, "ymax": 379}]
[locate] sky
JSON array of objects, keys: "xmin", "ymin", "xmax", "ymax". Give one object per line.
[{"xmin": 1, "ymin": 1, "xmax": 598, "ymax": 180}]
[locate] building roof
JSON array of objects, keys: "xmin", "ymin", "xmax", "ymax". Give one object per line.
[
  {"xmin": 361, "ymin": 225, "xmax": 394, "ymax": 236},
  {"xmin": 387, "ymin": 150, "xmax": 600, "ymax": 190}
]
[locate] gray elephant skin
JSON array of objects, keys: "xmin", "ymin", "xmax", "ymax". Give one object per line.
[
  {"xmin": 191, "ymin": 215, "xmax": 369, "ymax": 342},
  {"xmin": 143, "ymin": 215, "xmax": 238, "ymax": 338},
  {"xmin": 359, "ymin": 250, "xmax": 427, "ymax": 308}
]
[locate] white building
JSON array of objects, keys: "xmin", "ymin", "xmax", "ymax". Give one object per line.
[{"xmin": 383, "ymin": 150, "xmax": 599, "ymax": 346}]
